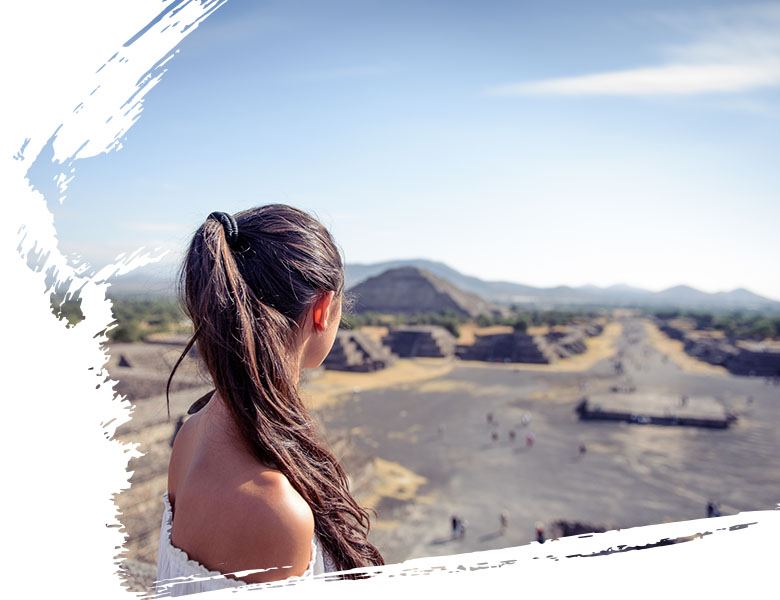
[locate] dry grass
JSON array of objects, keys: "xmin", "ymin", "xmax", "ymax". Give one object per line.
[
  {"xmin": 457, "ymin": 323, "xmax": 512, "ymax": 344},
  {"xmin": 301, "ymin": 358, "xmax": 455, "ymax": 410},
  {"xmin": 357, "ymin": 458, "xmax": 428, "ymax": 510}
]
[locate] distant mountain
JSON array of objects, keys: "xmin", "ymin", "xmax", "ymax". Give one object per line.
[
  {"xmin": 349, "ymin": 266, "xmax": 496, "ymax": 317},
  {"xmin": 712, "ymin": 288, "xmax": 775, "ymax": 308},
  {"xmin": 656, "ymin": 285, "xmax": 711, "ymax": 302},
  {"xmin": 604, "ymin": 284, "xmax": 652, "ymax": 295},
  {"xmin": 346, "ymin": 259, "xmax": 780, "ymax": 311},
  {"xmin": 106, "ymin": 257, "xmax": 780, "ymax": 312}
]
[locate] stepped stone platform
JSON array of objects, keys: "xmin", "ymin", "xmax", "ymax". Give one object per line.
[
  {"xmin": 729, "ymin": 342, "xmax": 780, "ymax": 376},
  {"xmin": 576, "ymin": 392, "xmax": 737, "ymax": 429},
  {"xmin": 382, "ymin": 325, "xmax": 457, "ymax": 358},
  {"xmin": 323, "ymin": 330, "xmax": 397, "ymax": 372},
  {"xmin": 547, "ymin": 329, "xmax": 588, "ymax": 358},
  {"xmin": 457, "ymin": 331, "xmax": 561, "ymax": 364},
  {"xmin": 457, "ymin": 323, "xmax": 605, "ymax": 364},
  {"xmin": 657, "ymin": 319, "xmax": 780, "ymax": 377}
]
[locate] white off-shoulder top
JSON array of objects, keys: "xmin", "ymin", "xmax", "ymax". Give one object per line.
[{"xmin": 155, "ymin": 492, "xmax": 336, "ymax": 597}]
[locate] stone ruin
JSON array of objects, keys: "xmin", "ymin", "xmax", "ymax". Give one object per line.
[
  {"xmin": 349, "ymin": 266, "xmax": 496, "ymax": 317},
  {"xmin": 322, "ymin": 330, "xmax": 397, "ymax": 371},
  {"xmin": 658, "ymin": 319, "xmax": 780, "ymax": 377},
  {"xmin": 458, "ymin": 330, "xmax": 560, "ymax": 363},
  {"xmin": 546, "ymin": 330, "xmax": 587, "ymax": 358},
  {"xmin": 728, "ymin": 341, "xmax": 780, "ymax": 376},
  {"xmin": 458, "ymin": 325, "xmax": 601, "ymax": 364},
  {"xmin": 382, "ymin": 325, "xmax": 457, "ymax": 358}
]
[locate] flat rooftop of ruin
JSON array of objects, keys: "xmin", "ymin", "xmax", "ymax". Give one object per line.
[{"xmin": 585, "ymin": 392, "xmax": 727, "ymax": 420}]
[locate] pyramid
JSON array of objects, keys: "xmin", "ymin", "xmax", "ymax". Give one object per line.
[{"xmin": 348, "ymin": 266, "xmax": 494, "ymax": 317}]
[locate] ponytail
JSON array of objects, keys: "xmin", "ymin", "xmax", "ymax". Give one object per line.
[{"xmin": 168, "ymin": 205, "xmax": 384, "ymax": 571}]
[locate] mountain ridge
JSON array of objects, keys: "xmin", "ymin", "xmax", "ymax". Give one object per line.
[
  {"xmin": 106, "ymin": 258, "xmax": 779, "ymax": 311},
  {"xmin": 345, "ymin": 259, "xmax": 779, "ymax": 310}
]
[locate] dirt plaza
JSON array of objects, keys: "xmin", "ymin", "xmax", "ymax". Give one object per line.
[{"xmin": 112, "ymin": 317, "xmax": 780, "ymax": 583}]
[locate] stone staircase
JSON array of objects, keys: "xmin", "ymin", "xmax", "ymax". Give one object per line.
[{"xmin": 323, "ymin": 330, "xmax": 397, "ymax": 371}]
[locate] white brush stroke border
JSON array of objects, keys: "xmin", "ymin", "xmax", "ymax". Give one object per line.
[{"xmin": 0, "ymin": 2, "xmax": 777, "ymax": 598}]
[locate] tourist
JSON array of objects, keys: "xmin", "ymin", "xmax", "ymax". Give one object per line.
[
  {"xmin": 509, "ymin": 429, "xmax": 516, "ymax": 442},
  {"xmin": 451, "ymin": 515, "xmax": 460, "ymax": 538},
  {"xmin": 459, "ymin": 518, "xmax": 469, "ymax": 539},
  {"xmin": 157, "ymin": 206, "xmax": 383, "ymax": 595},
  {"xmin": 535, "ymin": 522, "xmax": 545, "ymax": 544},
  {"xmin": 500, "ymin": 512, "xmax": 508, "ymax": 535},
  {"xmin": 526, "ymin": 432, "xmax": 535, "ymax": 447}
]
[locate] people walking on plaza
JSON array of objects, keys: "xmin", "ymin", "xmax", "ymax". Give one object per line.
[
  {"xmin": 500, "ymin": 512, "xmax": 508, "ymax": 535},
  {"xmin": 451, "ymin": 515, "xmax": 460, "ymax": 538},
  {"xmin": 526, "ymin": 432, "xmax": 535, "ymax": 447},
  {"xmin": 509, "ymin": 429, "xmax": 516, "ymax": 442}
]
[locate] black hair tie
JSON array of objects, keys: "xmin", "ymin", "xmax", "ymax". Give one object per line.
[{"xmin": 208, "ymin": 211, "xmax": 240, "ymax": 249}]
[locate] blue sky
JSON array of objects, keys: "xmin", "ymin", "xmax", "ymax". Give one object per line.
[{"xmin": 39, "ymin": 0, "xmax": 780, "ymax": 299}]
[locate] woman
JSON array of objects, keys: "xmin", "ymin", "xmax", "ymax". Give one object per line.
[{"xmin": 156, "ymin": 205, "xmax": 384, "ymax": 596}]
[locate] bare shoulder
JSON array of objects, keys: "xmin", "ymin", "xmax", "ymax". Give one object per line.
[
  {"xmin": 233, "ymin": 470, "xmax": 315, "ymax": 549},
  {"xmin": 173, "ymin": 466, "xmax": 315, "ymax": 584},
  {"xmin": 220, "ymin": 470, "xmax": 315, "ymax": 583},
  {"xmin": 166, "ymin": 413, "xmax": 199, "ymax": 500}
]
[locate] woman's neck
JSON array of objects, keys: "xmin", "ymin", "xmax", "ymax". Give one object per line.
[{"xmin": 200, "ymin": 391, "xmax": 279, "ymax": 471}]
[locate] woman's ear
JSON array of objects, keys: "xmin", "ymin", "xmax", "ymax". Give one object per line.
[{"xmin": 312, "ymin": 291, "xmax": 336, "ymax": 332}]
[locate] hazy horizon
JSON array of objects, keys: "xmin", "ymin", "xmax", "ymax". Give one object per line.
[
  {"xmin": 119, "ymin": 254, "xmax": 780, "ymax": 302},
  {"xmin": 32, "ymin": 0, "xmax": 780, "ymax": 300}
]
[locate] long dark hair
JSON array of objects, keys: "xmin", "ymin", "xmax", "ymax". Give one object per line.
[{"xmin": 167, "ymin": 204, "xmax": 384, "ymax": 571}]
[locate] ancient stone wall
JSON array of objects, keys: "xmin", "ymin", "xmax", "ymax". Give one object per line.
[{"xmin": 382, "ymin": 326, "xmax": 457, "ymax": 358}]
